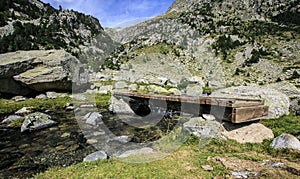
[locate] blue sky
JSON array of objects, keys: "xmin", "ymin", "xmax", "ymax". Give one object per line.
[{"xmin": 41, "ymin": 0, "xmax": 175, "ymax": 27}]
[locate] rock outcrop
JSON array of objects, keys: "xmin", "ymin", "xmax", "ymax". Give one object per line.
[
  {"xmin": 211, "ymin": 86, "xmax": 290, "ymax": 119},
  {"xmin": 0, "ymin": 50, "xmax": 87, "ymax": 96}
]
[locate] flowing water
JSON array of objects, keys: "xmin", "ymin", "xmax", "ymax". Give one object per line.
[
  {"xmin": 0, "ymin": 109, "xmax": 184, "ymax": 178},
  {"xmin": 0, "ymin": 111, "xmax": 97, "ymax": 178}
]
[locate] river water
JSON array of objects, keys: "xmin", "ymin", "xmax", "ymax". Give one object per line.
[
  {"xmin": 0, "ymin": 109, "xmax": 184, "ymax": 178},
  {"xmin": 0, "ymin": 111, "xmax": 97, "ymax": 178}
]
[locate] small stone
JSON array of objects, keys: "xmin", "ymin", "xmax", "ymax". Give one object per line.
[
  {"xmin": 111, "ymin": 135, "xmax": 132, "ymax": 144},
  {"xmin": 36, "ymin": 94, "xmax": 47, "ymax": 99},
  {"xmin": 56, "ymin": 145, "xmax": 67, "ymax": 151},
  {"xmin": 87, "ymin": 139, "xmax": 98, "ymax": 144},
  {"xmin": 15, "ymin": 107, "xmax": 34, "ymax": 115},
  {"xmin": 202, "ymin": 114, "xmax": 216, "ymax": 121},
  {"xmin": 84, "ymin": 151, "xmax": 108, "ymax": 162},
  {"xmin": 202, "ymin": 165, "xmax": 214, "ymax": 171},
  {"xmin": 12, "ymin": 96, "xmax": 28, "ymax": 102},
  {"xmin": 46, "ymin": 92, "xmax": 59, "ymax": 99},
  {"xmin": 61, "ymin": 133, "xmax": 71, "ymax": 138},
  {"xmin": 80, "ymin": 104, "xmax": 95, "ymax": 108}
]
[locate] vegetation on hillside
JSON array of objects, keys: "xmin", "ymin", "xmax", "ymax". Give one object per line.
[{"xmin": 0, "ymin": 0, "xmax": 102, "ymax": 57}]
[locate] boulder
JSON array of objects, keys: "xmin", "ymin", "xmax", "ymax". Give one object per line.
[
  {"xmin": 222, "ymin": 123, "xmax": 274, "ymax": 144},
  {"xmin": 84, "ymin": 112, "xmax": 103, "ymax": 126},
  {"xmin": 118, "ymin": 147, "xmax": 154, "ymax": 158},
  {"xmin": 211, "ymin": 86, "xmax": 290, "ymax": 119},
  {"xmin": 270, "ymin": 134, "xmax": 300, "ymax": 151},
  {"xmin": 108, "ymin": 96, "xmax": 135, "ymax": 114},
  {"xmin": 0, "ymin": 50, "xmax": 87, "ymax": 96},
  {"xmin": 183, "ymin": 117, "xmax": 225, "ymax": 140},
  {"xmin": 267, "ymin": 82, "xmax": 300, "ymax": 112},
  {"xmin": 83, "ymin": 151, "xmax": 108, "ymax": 162},
  {"xmin": 21, "ymin": 112, "xmax": 57, "ymax": 132}
]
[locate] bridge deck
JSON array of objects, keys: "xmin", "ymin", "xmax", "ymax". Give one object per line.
[{"xmin": 113, "ymin": 92, "xmax": 269, "ymax": 124}]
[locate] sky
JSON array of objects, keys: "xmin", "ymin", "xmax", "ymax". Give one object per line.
[{"xmin": 41, "ymin": 0, "xmax": 175, "ymax": 28}]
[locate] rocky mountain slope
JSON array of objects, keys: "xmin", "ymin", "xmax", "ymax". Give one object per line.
[
  {"xmin": 0, "ymin": 0, "xmax": 118, "ymax": 70},
  {"xmin": 104, "ymin": 0, "xmax": 300, "ymax": 89}
]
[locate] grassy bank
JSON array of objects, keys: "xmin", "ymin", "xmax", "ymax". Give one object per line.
[
  {"xmin": 34, "ymin": 136, "xmax": 300, "ymax": 178},
  {"xmin": 34, "ymin": 115, "xmax": 300, "ymax": 179}
]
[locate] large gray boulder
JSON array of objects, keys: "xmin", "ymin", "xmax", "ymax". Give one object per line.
[
  {"xmin": 270, "ymin": 134, "xmax": 300, "ymax": 151},
  {"xmin": 21, "ymin": 112, "xmax": 57, "ymax": 132},
  {"xmin": 183, "ymin": 117, "xmax": 225, "ymax": 140},
  {"xmin": 211, "ymin": 86, "xmax": 290, "ymax": 119},
  {"xmin": 0, "ymin": 50, "xmax": 87, "ymax": 96}
]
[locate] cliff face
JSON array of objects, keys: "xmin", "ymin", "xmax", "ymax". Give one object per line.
[
  {"xmin": 104, "ymin": 0, "xmax": 300, "ymax": 88},
  {"xmin": 0, "ymin": 0, "xmax": 118, "ymax": 70}
]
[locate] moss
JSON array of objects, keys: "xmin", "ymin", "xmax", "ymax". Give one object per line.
[{"xmin": 9, "ymin": 117, "xmax": 25, "ymax": 128}]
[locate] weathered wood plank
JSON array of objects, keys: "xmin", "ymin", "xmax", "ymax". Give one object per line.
[
  {"xmin": 114, "ymin": 92, "xmax": 264, "ymax": 107},
  {"xmin": 113, "ymin": 91, "xmax": 269, "ymax": 123},
  {"xmin": 233, "ymin": 105, "xmax": 269, "ymax": 123}
]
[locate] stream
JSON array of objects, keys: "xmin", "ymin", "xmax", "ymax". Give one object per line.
[
  {"xmin": 0, "ymin": 109, "xmax": 185, "ymax": 178},
  {"xmin": 0, "ymin": 111, "xmax": 96, "ymax": 178}
]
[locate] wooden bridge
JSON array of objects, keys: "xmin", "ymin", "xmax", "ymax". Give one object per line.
[{"xmin": 113, "ymin": 92, "xmax": 269, "ymax": 124}]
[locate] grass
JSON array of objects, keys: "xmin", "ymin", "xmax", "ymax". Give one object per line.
[
  {"xmin": 0, "ymin": 97, "xmax": 72, "ymax": 115},
  {"xmin": 1, "ymin": 96, "xmax": 298, "ymax": 178},
  {"xmin": 34, "ymin": 113, "xmax": 300, "ymax": 179},
  {"xmin": 0, "ymin": 93, "xmax": 112, "ymax": 115},
  {"xmin": 260, "ymin": 114, "xmax": 300, "ymax": 137},
  {"xmin": 34, "ymin": 135, "xmax": 300, "ymax": 179}
]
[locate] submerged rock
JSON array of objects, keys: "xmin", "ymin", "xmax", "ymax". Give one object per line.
[
  {"xmin": 270, "ymin": 134, "xmax": 300, "ymax": 151},
  {"xmin": 21, "ymin": 112, "xmax": 57, "ymax": 132},
  {"xmin": 83, "ymin": 151, "xmax": 108, "ymax": 162},
  {"xmin": 84, "ymin": 112, "xmax": 103, "ymax": 126}
]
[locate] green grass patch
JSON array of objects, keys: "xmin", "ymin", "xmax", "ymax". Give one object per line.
[
  {"xmin": 9, "ymin": 117, "xmax": 25, "ymax": 128},
  {"xmin": 0, "ymin": 97, "xmax": 72, "ymax": 115},
  {"xmin": 260, "ymin": 114, "xmax": 300, "ymax": 137}
]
